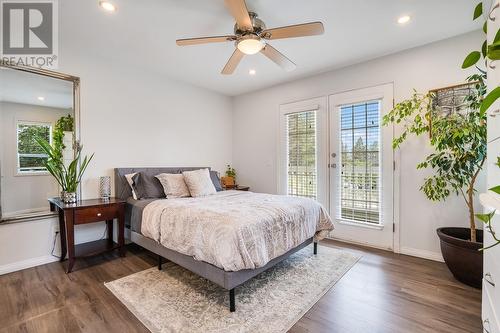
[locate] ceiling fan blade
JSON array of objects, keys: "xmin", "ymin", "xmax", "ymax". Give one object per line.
[
  {"xmin": 176, "ymin": 35, "xmax": 236, "ymax": 46},
  {"xmin": 221, "ymin": 49, "xmax": 245, "ymax": 75},
  {"xmin": 260, "ymin": 44, "xmax": 296, "ymax": 72},
  {"xmin": 261, "ymin": 22, "xmax": 324, "ymax": 40},
  {"xmin": 224, "ymin": 0, "xmax": 253, "ymax": 32}
]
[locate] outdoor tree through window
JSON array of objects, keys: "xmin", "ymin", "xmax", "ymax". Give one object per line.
[{"xmin": 17, "ymin": 122, "xmax": 51, "ymax": 173}]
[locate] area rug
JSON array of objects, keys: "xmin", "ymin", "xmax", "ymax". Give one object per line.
[{"xmin": 105, "ymin": 245, "xmax": 360, "ymax": 333}]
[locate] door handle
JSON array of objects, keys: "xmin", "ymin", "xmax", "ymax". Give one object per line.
[
  {"xmin": 485, "ymin": 273, "xmax": 495, "ymax": 287},
  {"xmin": 328, "ymin": 163, "xmax": 337, "ymax": 168},
  {"xmin": 483, "ymin": 319, "xmax": 491, "ymax": 333}
]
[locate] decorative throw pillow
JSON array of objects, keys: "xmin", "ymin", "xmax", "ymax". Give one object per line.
[
  {"xmin": 125, "ymin": 173, "xmax": 138, "ymax": 200},
  {"xmin": 183, "ymin": 168, "xmax": 217, "ymax": 197},
  {"xmin": 155, "ymin": 173, "xmax": 191, "ymax": 199}
]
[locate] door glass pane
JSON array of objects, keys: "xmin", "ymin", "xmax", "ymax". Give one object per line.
[
  {"xmin": 339, "ymin": 101, "xmax": 381, "ymax": 224},
  {"xmin": 287, "ymin": 111, "xmax": 317, "ymax": 199}
]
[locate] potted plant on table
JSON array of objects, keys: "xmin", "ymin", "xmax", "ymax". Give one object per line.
[
  {"xmin": 222, "ymin": 164, "xmax": 237, "ymax": 189},
  {"xmin": 36, "ymin": 126, "xmax": 93, "ymax": 204}
]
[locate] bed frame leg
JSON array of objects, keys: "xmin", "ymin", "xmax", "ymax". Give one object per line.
[
  {"xmin": 229, "ymin": 288, "xmax": 235, "ymax": 312},
  {"xmin": 314, "ymin": 242, "xmax": 318, "ymax": 255},
  {"xmin": 158, "ymin": 255, "xmax": 163, "ymax": 270}
]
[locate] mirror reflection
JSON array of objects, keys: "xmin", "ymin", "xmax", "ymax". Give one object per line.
[{"xmin": 0, "ymin": 67, "xmax": 74, "ymax": 220}]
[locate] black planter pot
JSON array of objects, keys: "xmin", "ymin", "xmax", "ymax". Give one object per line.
[{"xmin": 437, "ymin": 227, "xmax": 483, "ymax": 288}]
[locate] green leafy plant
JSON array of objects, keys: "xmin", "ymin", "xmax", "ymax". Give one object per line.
[
  {"xmin": 463, "ymin": 2, "xmax": 500, "ymax": 114},
  {"xmin": 382, "ymin": 76, "xmax": 487, "ymax": 242},
  {"xmin": 225, "ymin": 164, "xmax": 236, "ymax": 178},
  {"xmin": 52, "ymin": 114, "xmax": 74, "ymax": 166},
  {"xmin": 476, "ymin": 157, "xmax": 500, "ymax": 250},
  {"xmin": 36, "ymin": 137, "xmax": 93, "ymax": 193},
  {"xmin": 476, "ymin": 211, "xmax": 500, "ymax": 250},
  {"xmin": 383, "ymin": 1, "xmax": 500, "ymax": 244}
]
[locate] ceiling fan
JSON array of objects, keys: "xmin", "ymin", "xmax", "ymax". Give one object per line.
[{"xmin": 176, "ymin": 0, "xmax": 324, "ymax": 75}]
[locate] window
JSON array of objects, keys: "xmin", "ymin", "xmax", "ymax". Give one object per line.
[
  {"xmin": 16, "ymin": 122, "xmax": 52, "ymax": 174},
  {"xmin": 339, "ymin": 101, "xmax": 381, "ymax": 224},
  {"xmin": 287, "ymin": 110, "xmax": 317, "ymax": 199}
]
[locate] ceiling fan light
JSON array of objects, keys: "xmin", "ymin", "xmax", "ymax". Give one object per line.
[
  {"xmin": 99, "ymin": 1, "xmax": 117, "ymax": 12},
  {"xmin": 237, "ymin": 37, "xmax": 265, "ymax": 55}
]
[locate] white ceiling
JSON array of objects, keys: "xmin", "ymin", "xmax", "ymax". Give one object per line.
[
  {"xmin": 60, "ymin": 0, "xmax": 479, "ymax": 96},
  {"xmin": 0, "ymin": 68, "xmax": 73, "ymax": 109}
]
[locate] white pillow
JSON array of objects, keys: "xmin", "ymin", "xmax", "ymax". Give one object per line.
[
  {"xmin": 182, "ymin": 169, "xmax": 217, "ymax": 197},
  {"xmin": 125, "ymin": 173, "xmax": 138, "ymax": 200},
  {"xmin": 155, "ymin": 173, "xmax": 191, "ymax": 199}
]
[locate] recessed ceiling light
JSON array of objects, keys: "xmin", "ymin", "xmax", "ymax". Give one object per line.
[
  {"xmin": 99, "ymin": 1, "xmax": 117, "ymax": 12},
  {"xmin": 249, "ymin": 69, "xmax": 256, "ymax": 75},
  {"xmin": 37, "ymin": 96, "xmax": 45, "ymax": 101},
  {"xmin": 397, "ymin": 15, "xmax": 411, "ymax": 24}
]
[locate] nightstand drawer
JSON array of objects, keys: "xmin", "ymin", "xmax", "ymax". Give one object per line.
[{"xmin": 74, "ymin": 205, "xmax": 119, "ymax": 224}]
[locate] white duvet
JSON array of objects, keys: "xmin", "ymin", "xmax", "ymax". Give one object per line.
[{"xmin": 141, "ymin": 190, "xmax": 333, "ymax": 271}]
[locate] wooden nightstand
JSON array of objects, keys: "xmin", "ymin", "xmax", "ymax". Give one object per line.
[
  {"xmin": 223, "ymin": 186, "xmax": 250, "ymax": 191},
  {"xmin": 49, "ymin": 197, "xmax": 126, "ymax": 273}
]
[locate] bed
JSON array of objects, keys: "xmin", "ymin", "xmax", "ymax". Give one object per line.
[{"xmin": 115, "ymin": 167, "xmax": 333, "ymax": 312}]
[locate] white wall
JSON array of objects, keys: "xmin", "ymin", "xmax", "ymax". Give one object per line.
[
  {"xmin": 0, "ymin": 51, "xmax": 233, "ymax": 273},
  {"xmin": 0, "ymin": 30, "xmax": 486, "ymax": 274},
  {"xmin": 232, "ymin": 30, "xmax": 485, "ymax": 261},
  {"xmin": 0, "ymin": 102, "xmax": 69, "ymax": 216}
]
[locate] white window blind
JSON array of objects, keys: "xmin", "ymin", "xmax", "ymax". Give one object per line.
[
  {"xmin": 338, "ymin": 101, "xmax": 381, "ymax": 224},
  {"xmin": 16, "ymin": 122, "xmax": 51, "ymax": 173},
  {"xmin": 287, "ymin": 110, "xmax": 317, "ymax": 199}
]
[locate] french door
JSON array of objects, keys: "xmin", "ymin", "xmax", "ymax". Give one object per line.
[{"xmin": 328, "ymin": 84, "xmax": 395, "ymax": 250}]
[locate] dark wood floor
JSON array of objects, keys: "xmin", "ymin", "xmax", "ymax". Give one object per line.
[{"xmin": 0, "ymin": 240, "xmax": 482, "ymax": 333}]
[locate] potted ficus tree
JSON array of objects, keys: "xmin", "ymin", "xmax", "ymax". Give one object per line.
[
  {"xmin": 383, "ymin": 0, "xmax": 500, "ymax": 288},
  {"xmin": 382, "ymin": 74, "xmax": 486, "ymax": 288}
]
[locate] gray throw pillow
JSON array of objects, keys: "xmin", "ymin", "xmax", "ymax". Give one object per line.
[
  {"xmin": 209, "ymin": 171, "xmax": 223, "ymax": 192},
  {"xmin": 132, "ymin": 172, "xmax": 165, "ymax": 199}
]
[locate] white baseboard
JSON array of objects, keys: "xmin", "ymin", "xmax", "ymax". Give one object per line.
[
  {"xmin": 327, "ymin": 236, "xmax": 444, "ymax": 263},
  {"xmin": 326, "ymin": 236, "xmax": 393, "ymax": 252},
  {"xmin": 400, "ymin": 246, "xmax": 444, "ymax": 262},
  {"xmin": 0, "ymin": 255, "xmax": 59, "ymax": 275}
]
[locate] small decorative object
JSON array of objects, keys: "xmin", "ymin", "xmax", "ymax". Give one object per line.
[
  {"xmin": 99, "ymin": 176, "xmax": 111, "ymax": 199},
  {"xmin": 429, "ymin": 82, "xmax": 478, "ymax": 138},
  {"xmin": 222, "ymin": 164, "xmax": 237, "ymax": 188},
  {"xmin": 430, "ymin": 82, "xmax": 477, "ymax": 117},
  {"xmin": 36, "ymin": 136, "xmax": 94, "ymax": 204},
  {"xmin": 221, "ymin": 176, "xmax": 235, "ymax": 189},
  {"xmin": 62, "ymin": 191, "xmax": 77, "ymax": 204}
]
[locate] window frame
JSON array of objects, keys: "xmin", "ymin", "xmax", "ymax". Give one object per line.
[
  {"xmin": 286, "ymin": 110, "xmax": 318, "ymax": 199},
  {"xmin": 278, "ymin": 97, "xmax": 328, "ymax": 208},
  {"xmin": 15, "ymin": 120, "xmax": 53, "ymax": 177}
]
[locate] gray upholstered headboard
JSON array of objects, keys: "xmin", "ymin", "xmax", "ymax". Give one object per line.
[{"xmin": 114, "ymin": 167, "xmax": 210, "ymax": 200}]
